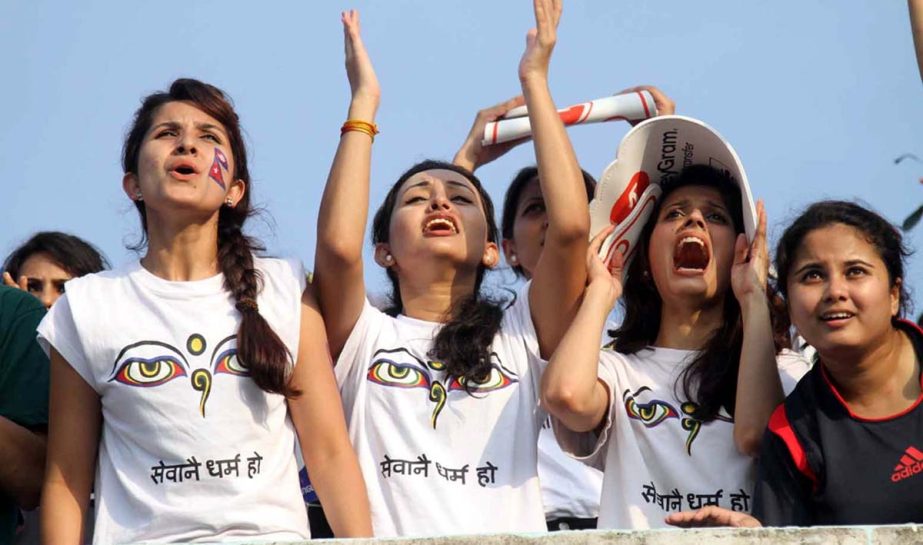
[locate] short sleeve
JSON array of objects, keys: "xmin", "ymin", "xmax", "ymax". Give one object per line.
[
  {"xmin": 776, "ymin": 350, "xmax": 811, "ymax": 396},
  {"xmin": 0, "ymin": 288, "xmax": 49, "ymax": 428},
  {"xmin": 551, "ymin": 352, "xmax": 620, "ymax": 471},
  {"xmin": 36, "ymin": 294, "xmax": 97, "ymax": 393},
  {"xmin": 752, "ymin": 424, "xmax": 814, "ymax": 526},
  {"xmin": 288, "ymin": 258, "xmax": 308, "ymax": 294},
  {"xmin": 503, "ymin": 281, "xmax": 542, "ymax": 370},
  {"xmin": 334, "ymin": 298, "xmax": 385, "ymax": 390}
]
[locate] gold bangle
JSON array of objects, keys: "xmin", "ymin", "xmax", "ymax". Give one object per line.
[{"xmin": 340, "ymin": 119, "xmax": 379, "ymax": 142}]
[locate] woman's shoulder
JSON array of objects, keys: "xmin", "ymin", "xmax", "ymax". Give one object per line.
[
  {"xmin": 254, "ymin": 256, "xmax": 308, "ymax": 293},
  {"xmin": 253, "ymin": 256, "xmax": 304, "ymax": 278}
]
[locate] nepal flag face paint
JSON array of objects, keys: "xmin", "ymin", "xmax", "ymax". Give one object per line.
[{"xmin": 209, "ymin": 148, "xmax": 230, "ymax": 190}]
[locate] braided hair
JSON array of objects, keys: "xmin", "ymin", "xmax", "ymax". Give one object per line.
[{"xmin": 122, "ymin": 78, "xmax": 298, "ymax": 397}]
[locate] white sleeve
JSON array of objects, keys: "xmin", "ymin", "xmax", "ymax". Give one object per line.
[
  {"xmin": 35, "ymin": 294, "xmax": 98, "ymax": 393},
  {"xmin": 550, "ymin": 352, "xmax": 620, "ymax": 471},
  {"xmin": 502, "ymin": 281, "xmax": 549, "ymax": 430},
  {"xmin": 503, "ymin": 281, "xmax": 542, "ymax": 369},
  {"xmin": 776, "ymin": 349, "xmax": 811, "ymax": 396},
  {"xmin": 334, "ymin": 298, "xmax": 385, "ymax": 390}
]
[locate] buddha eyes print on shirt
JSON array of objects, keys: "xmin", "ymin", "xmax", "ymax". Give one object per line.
[
  {"xmin": 109, "ymin": 333, "xmax": 249, "ymax": 417},
  {"xmin": 367, "ymin": 347, "xmax": 518, "ymax": 428},
  {"xmin": 622, "ymin": 386, "xmax": 732, "ymax": 455}
]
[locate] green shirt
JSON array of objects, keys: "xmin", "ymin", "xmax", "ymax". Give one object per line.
[{"xmin": 0, "ymin": 286, "xmax": 49, "ymax": 543}]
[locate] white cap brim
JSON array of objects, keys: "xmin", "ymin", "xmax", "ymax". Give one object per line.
[{"xmin": 590, "ymin": 115, "xmax": 756, "ymax": 265}]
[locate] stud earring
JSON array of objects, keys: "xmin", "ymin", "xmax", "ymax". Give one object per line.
[
  {"xmin": 509, "ymin": 255, "xmax": 518, "ymax": 265},
  {"xmin": 385, "ymin": 254, "xmax": 393, "ymax": 264},
  {"xmin": 225, "ymin": 197, "xmax": 233, "ymax": 206},
  {"xmin": 135, "ymin": 191, "xmax": 143, "ymax": 201}
]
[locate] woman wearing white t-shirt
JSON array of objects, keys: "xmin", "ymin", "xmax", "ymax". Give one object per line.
[
  {"xmin": 313, "ymin": 3, "xmax": 588, "ymax": 537},
  {"xmin": 37, "ymin": 79, "xmax": 371, "ymax": 544},
  {"xmin": 542, "ymin": 162, "xmax": 809, "ymax": 529}
]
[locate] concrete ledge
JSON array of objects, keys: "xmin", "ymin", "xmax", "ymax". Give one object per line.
[{"xmin": 294, "ymin": 525, "xmax": 921, "ymax": 545}]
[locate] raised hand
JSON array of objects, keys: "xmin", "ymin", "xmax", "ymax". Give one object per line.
[
  {"xmin": 731, "ymin": 200, "xmax": 768, "ymax": 304},
  {"xmin": 2, "ymin": 271, "xmax": 28, "ymax": 292},
  {"xmin": 341, "ymin": 10, "xmax": 380, "ymax": 108},
  {"xmin": 615, "ymin": 85, "xmax": 676, "ymax": 125},
  {"xmin": 586, "ymin": 225, "xmax": 623, "ymax": 310},
  {"xmin": 519, "ymin": 0, "xmax": 562, "ymax": 82},
  {"xmin": 452, "ymin": 96, "xmax": 528, "ymax": 172},
  {"xmin": 665, "ymin": 506, "xmax": 762, "ymax": 528}
]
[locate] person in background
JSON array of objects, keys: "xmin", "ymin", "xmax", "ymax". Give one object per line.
[
  {"xmin": 3, "ymin": 232, "xmax": 109, "ymax": 309},
  {"xmin": 0, "ymin": 286, "xmax": 49, "ymax": 544}
]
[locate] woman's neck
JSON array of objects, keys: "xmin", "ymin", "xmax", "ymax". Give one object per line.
[
  {"xmin": 654, "ymin": 298, "xmax": 725, "ymax": 350},
  {"xmin": 822, "ymin": 327, "xmax": 920, "ymax": 418},
  {"xmin": 141, "ymin": 212, "xmax": 220, "ymax": 281},
  {"xmin": 397, "ymin": 266, "xmax": 478, "ymax": 322}
]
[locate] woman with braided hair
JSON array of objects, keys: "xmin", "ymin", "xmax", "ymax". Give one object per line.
[{"xmin": 37, "ymin": 79, "xmax": 371, "ymax": 544}]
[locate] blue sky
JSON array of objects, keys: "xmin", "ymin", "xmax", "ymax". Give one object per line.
[{"xmin": 2, "ymin": 1, "xmax": 921, "ymax": 310}]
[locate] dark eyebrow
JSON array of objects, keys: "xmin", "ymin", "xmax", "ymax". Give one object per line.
[
  {"xmin": 791, "ymin": 261, "xmax": 821, "ymax": 277},
  {"xmin": 844, "ymin": 259, "xmax": 875, "ymax": 268},
  {"xmin": 400, "ymin": 180, "xmax": 432, "ymax": 197},
  {"xmin": 446, "ymin": 180, "xmax": 476, "ymax": 194},
  {"xmin": 150, "ymin": 121, "xmax": 180, "ymax": 133},
  {"xmin": 148, "ymin": 121, "xmax": 227, "ymax": 137},
  {"xmin": 196, "ymin": 122, "xmax": 227, "ymax": 136}
]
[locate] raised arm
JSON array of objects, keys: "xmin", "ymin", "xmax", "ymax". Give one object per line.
[
  {"xmin": 729, "ymin": 201, "xmax": 783, "ymax": 456},
  {"xmin": 287, "ymin": 287, "xmax": 371, "ymax": 537},
  {"xmin": 40, "ymin": 351, "xmax": 100, "ymax": 545},
  {"xmin": 452, "ymin": 96, "xmax": 527, "ymax": 172},
  {"xmin": 314, "ymin": 10, "xmax": 381, "ymax": 359},
  {"xmin": 541, "ymin": 228, "xmax": 617, "ymax": 432},
  {"xmin": 520, "ymin": 0, "xmax": 590, "ymax": 357},
  {"xmin": 911, "ymin": 0, "xmax": 923, "ymax": 84}
]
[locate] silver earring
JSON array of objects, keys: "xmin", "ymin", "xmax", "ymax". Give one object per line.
[
  {"xmin": 225, "ymin": 197, "xmax": 233, "ymax": 206},
  {"xmin": 135, "ymin": 191, "xmax": 143, "ymax": 201},
  {"xmin": 509, "ymin": 255, "xmax": 518, "ymax": 265},
  {"xmin": 385, "ymin": 254, "xmax": 393, "ymax": 263}
]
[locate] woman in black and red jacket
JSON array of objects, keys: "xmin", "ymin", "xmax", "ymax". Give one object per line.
[{"xmin": 667, "ymin": 200, "xmax": 923, "ymax": 527}]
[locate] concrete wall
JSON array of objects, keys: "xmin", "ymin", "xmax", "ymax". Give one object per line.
[{"xmin": 299, "ymin": 526, "xmax": 923, "ymax": 545}]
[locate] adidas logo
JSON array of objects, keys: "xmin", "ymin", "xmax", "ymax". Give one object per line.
[{"xmin": 890, "ymin": 446, "xmax": 923, "ymax": 483}]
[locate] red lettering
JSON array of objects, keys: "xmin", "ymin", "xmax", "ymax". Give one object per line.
[{"xmin": 609, "ymin": 171, "xmax": 650, "ymax": 224}]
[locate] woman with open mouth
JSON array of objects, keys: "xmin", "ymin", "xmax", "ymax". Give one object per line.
[
  {"xmin": 542, "ymin": 158, "xmax": 809, "ymax": 529},
  {"xmin": 313, "ymin": 1, "xmax": 590, "ymax": 537},
  {"xmin": 36, "ymin": 79, "xmax": 371, "ymax": 544},
  {"xmin": 667, "ymin": 200, "xmax": 923, "ymax": 527}
]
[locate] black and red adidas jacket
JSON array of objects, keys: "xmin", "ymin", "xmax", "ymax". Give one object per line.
[{"xmin": 753, "ymin": 320, "xmax": 923, "ymax": 526}]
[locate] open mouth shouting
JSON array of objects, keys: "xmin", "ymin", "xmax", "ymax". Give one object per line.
[
  {"xmin": 673, "ymin": 235, "xmax": 710, "ymax": 274},
  {"xmin": 168, "ymin": 160, "xmax": 199, "ymax": 181},
  {"xmin": 422, "ymin": 214, "xmax": 459, "ymax": 237}
]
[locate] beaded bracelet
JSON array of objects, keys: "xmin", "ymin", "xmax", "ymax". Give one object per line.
[{"xmin": 340, "ymin": 119, "xmax": 379, "ymax": 142}]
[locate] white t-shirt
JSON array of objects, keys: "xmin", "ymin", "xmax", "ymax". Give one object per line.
[
  {"xmin": 336, "ymin": 283, "xmax": 547, "ymax": 537},
  {"xmin": 538, "ymin": 418, "xmax": 603, "ymax": 520},
  {"xmin": 554, "ymin": 346, "xmax": 809, "ymax": 529},
  {"xmin": 37, "ymin": 258, "xmax": 309, "ymax": 544}
]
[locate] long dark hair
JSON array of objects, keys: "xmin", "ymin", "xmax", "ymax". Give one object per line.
[
  {"xmin": 500, "ymin": 166, "xmax": 597, "ymax": 278},
  {"xmin": 3, "ymin": 231, "xmax": 109, "ymax": 279},
  {"xmin": 775, "ymin": 200, "xmax": 912, "ymax": 320},
  {"xmin": 122, "ymin": 78, "xmax": 298, "ymax": 397},
  {"xmin": 371, "ymin": 160, "xmax": 505, "ymax": 388},
  {"xmin": 609, "ymin": 164, "xmax": 749, "ymax": 421}
]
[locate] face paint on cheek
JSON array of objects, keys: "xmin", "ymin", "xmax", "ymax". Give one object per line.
[{"xmin": 208, "ymin": 148, "xmax": 230, "ymax": 190}]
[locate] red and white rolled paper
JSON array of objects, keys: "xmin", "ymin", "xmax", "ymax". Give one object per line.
[{"xmin": 481, "ymin": 90, "xmax": 657, "ymax": 146}]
